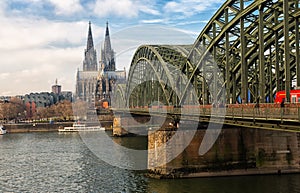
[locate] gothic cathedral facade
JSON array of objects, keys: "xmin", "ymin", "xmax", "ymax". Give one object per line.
[{"xmin": 75, "ymin": 22, "xmax": 126, "ymax": 105}]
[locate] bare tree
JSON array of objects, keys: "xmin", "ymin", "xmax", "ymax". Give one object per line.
[
  {"xmin": 0, "ymin": 98, "xmax": 25, "ymax": 122},
  {"xmin": 55, "ymin": 100, "xmax": 73, "ymax": 120},
  {"xmin": 72, "ymin": 100, "xmax": 88, "ymax": 120}
]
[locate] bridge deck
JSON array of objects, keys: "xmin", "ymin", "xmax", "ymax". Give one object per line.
[{"xmin": 112, "ymin": 104, "xmax": 300, "ymax": 132}]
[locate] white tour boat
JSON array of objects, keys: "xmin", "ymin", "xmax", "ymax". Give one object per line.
[
  {"xmin": 0, "ymin": 125, "xmax": 7, "ymax": 135},
  {"xmin": 58, "ymin": 122, "xmax": 105, "ymax": 132}
]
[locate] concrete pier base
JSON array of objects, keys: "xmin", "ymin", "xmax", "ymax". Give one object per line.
[
  {"xmin": 112, "ymin": 116, "xmax": 129, "ymax": 137},
  {"xmin": 148, "ymin": 127, "xmax": 300, "ymax": 178}
]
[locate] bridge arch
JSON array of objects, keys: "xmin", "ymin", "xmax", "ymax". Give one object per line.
[
  {"xmin": 111, "ymin": 83, "xmax": 126, "ymax": 108},
  {"xmin": 125, "ymin": 45, "xmax": 198, "ymax": 107},
  {"xmin": 126, "ymin": 0, "xmax": 300, "ymax": 106},
  {"xmin": 185, "ymin": 0, "xmax": 300, "ymax": 104}
]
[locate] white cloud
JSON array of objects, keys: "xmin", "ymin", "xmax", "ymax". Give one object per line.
[
  {"xmin": 109, "ymin": 25, "xmax": 195, "ymax": 72},
  {"xmin": 3, "ymin": 0, "xmax": 84, "ymax": 16},
  {"xmin": 0, "ymin": 16, "xmax": 96, "ymax": 50},
  {"xmin": 164, "ymin": 0, "xmax": 222, "ymax": 16},
  {"xmin": 140, "ymin": 19, "xmax": 166, "ymax": 24},
  {"xmin": 48, "ymin": 0, "xmax": 84, "ymax": 16},
  {"xmin": 0, "ymin": 47, "xmax": 83, "ymax": 95},
  {"xmin": 0, "ymin": 0, "xmax": 219, "ymax": 96},
  {"xmin": 0, "ymin": 11, "xmax": 105, "ymax": 96},
  {"xmin": 93, "ymin": 0, "xmax": 159, "ymax": 18},
  {"xmin": 0, "ymin": 1, "xmax": 6, "ymax": 15}
]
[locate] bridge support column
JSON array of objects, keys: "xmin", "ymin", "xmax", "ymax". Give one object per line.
[
  {"xmin": 147, "ymin": 127, "xmax": 300, "ymax": 179},
  {"xmin": 113, "ymin": 114, "xmax": 129, "ymax": 137},
  {"xmin": 148, "ymin": 127, "xmax": 178, "ymax": 178}
]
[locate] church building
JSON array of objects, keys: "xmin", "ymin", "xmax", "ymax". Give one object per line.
[
  {"xmin": 75, "ymin": 22, "xmax": 126, "ymax": 105},
  {"xmin": 95, "ymin": 22, "xmax": 126, "ymax": 106}
]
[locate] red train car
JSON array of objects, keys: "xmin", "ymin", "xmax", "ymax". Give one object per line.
[{"xmin": 274, "ymin": 89, "xmax": 300, "ymax": 103}]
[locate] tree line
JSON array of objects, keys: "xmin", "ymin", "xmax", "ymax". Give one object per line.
[{"xmin": 0, "ymin": 98, "xmax": 87, "ymax": 123}]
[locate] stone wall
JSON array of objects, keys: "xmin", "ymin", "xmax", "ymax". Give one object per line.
[
  {"xmin": 148, "ymin": 127, "xmax": 300, "ymax": 178},
  {"xmin": 4, "ymin": 123, "xmax": 72, "ymax": 133}
]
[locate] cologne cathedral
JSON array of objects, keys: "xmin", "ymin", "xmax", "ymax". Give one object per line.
[{"xmin": 75, "ymin": 22, "xmax": 126, "ymax": 106}]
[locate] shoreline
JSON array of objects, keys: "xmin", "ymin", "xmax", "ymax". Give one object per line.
[
  {"xmin": 147, "ymin": 167, "xmax": 300, "ymax": 179},
  {"xmin": 3, "ymin": 122, "xmax": 73, "ymax": 133}
]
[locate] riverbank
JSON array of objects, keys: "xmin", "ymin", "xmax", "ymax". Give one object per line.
[
  {"xmin": 147, "ymin": 167, "xmax": 300, "ymax": 179},
  {"xmin": 3, "ymin": 122, "xmax": 73, "ymax": 133}
]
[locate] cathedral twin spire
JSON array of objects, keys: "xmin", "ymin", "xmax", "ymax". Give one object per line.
[
  {"xmin": 83, "ymin": 21, "xmax": 97, "ymax": 71},
  {"xmin": 102, "ymin": 21, "xmax": 116, "ymax": 71},
  {"xmin": 83, "ymin": 21, "xmax": 115, "ymax": 72}
]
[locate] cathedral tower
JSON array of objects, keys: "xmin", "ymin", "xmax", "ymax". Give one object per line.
[
  {"xmin": 83, "ymin": 21, "xmax": 98, "ymax": 71},
  {"xmin": 95, "ymin": 22, "xmax": 126, "ymax": 108},
  {"xmin": 75, "ymin": 22, "xmax": 99, "ymax": 102},
  {"xmin": 101, "ymin": 22, "xmax": 116, "ymax": 72}
]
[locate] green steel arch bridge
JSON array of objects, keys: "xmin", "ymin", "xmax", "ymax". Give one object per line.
[{"xmin": 111, "ymin": 0, "xmax": 300, "ymax": 130}]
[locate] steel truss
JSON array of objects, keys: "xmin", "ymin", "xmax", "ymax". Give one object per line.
[{"xmin": 121, "ymin": 0, "xmax": 300, "ymax": 106}]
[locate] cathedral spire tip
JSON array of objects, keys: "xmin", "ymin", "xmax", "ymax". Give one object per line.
[
  {"xmin": 87, "ymin": 21, "xmax": 94, "ymax": 51},
  {"xmin": 105, "ymin": 21, "xmax": 110, "ymax": 37}
]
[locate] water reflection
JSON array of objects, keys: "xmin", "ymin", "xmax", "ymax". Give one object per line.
[
  {"xmin": 0, "ymin": 132, "xmax": 299, "ymax": 193},
  {"xmin": 147, "ymin": 174, "xmax": 300, "ymax": 193}
]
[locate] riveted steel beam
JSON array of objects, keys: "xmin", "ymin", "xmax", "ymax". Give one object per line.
[{"xmin": 125, "ymin": 0, "xmax": 299, "ymax": 107}]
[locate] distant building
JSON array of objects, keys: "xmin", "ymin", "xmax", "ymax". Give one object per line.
[
  {"xmin": 24, "ymin": 91, "xmax": 73, "ymax": 108},
  {"xmin": 52, "ymin": 79, "xmax": 62, "ymax": 95},
  {"xmin": 0, "ymin": 96, "xmax": 11, "ymax": 102},
  {"xmin": 0, "ymin": 80, "xmax": 72, "ymax": 119},
  {"xmin": 60, "ymin": 91, "xmax": 73, "ymax": 102},
  {"xmin": 24, "ymin": 92, "xmax": 57, "ymax": 108}
]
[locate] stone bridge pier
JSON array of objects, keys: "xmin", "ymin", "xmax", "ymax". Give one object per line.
[{"xmin": 148, "ymin": 127, "xmax": 300, "ymax": 178}]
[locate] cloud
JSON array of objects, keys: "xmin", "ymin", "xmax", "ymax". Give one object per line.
[
  {"xmin": 0, "ymin": 8, "xmax": 105, "ymax": 96},
  {"xmin": 0, "ymin": 19, "xmax": 83, "ymax": 51},
  {"xmin": 48, "ymin": 0, "xmax": 83, "ymax": 16},
  {"xmin": 93, "ymin": 0, "xmax": 159, "ymax": 18},
  {"xmin": 140, "ymin": 19, "xmax": 166, "ymax": 24},
  {"xmin": 164, "ymin": 0, "xmax": 222, "ymax": 16},
  {"xmin": 0, "ymin": 47, "xmax": 83, "ymax": 95},
  {"xmin": 0, "ymin": 0, "xmax": 221, "ymax": 96},
  {"xmin": 3, "ymin": 0, "xmax": 84, "ymax": 17}
]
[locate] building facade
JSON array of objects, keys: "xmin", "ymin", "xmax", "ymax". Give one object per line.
[
  {"xmin": 96, "ymin": 22, "xmax": 126, "ymax": 106},
  {"xmin": 75, "ymin": 22, "xmax": 99, "ymax": 103},
  {"xmin": 52, "ymin": 79, "xmax": 62, "ymax": 95},
  {"xmin": 76, "ymin": 22, "xmax": 126, "ymax": 105}
]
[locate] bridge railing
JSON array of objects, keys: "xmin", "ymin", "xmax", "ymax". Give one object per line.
[
  {"xmin": 226, "ymin": 105, "xmax": 300, "ymax": 121},
  {"xmin": 126, "ymin": 104, "xmax": 300, "ymax": 122}
]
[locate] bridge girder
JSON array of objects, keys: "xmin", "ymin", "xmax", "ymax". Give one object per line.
[
  {"xmin": 111, "ymin": 83, "xmax": 126, "ymax": 108},
  {"xmin": 124, "ymin": 0, "xmax": 300, "ymax": 107},
  {"xmin": 124, "ymin": 45, "xmax": 197, "ymax": 107}
]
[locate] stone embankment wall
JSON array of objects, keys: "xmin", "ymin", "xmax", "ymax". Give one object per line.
[
  {"xmin": 98, "ymin": 114, "xmax": 113, "ymax": 130},
  {"xmin": 148, "ymin": 127, "xmax": 300, "ymax": 178},
  {"xmin": 4, "ymin": 123, "xmax": 73, "ymax": 133}
]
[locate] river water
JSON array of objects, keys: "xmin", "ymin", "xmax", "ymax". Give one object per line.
[{"xmin": 0, "ymin": 132, "xmax": 300, "ymax": 193}]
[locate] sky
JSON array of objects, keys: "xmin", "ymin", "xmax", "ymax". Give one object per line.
[{"xmin": 0, "ymin": 0, "xmax": 223, "ymax": 96}]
